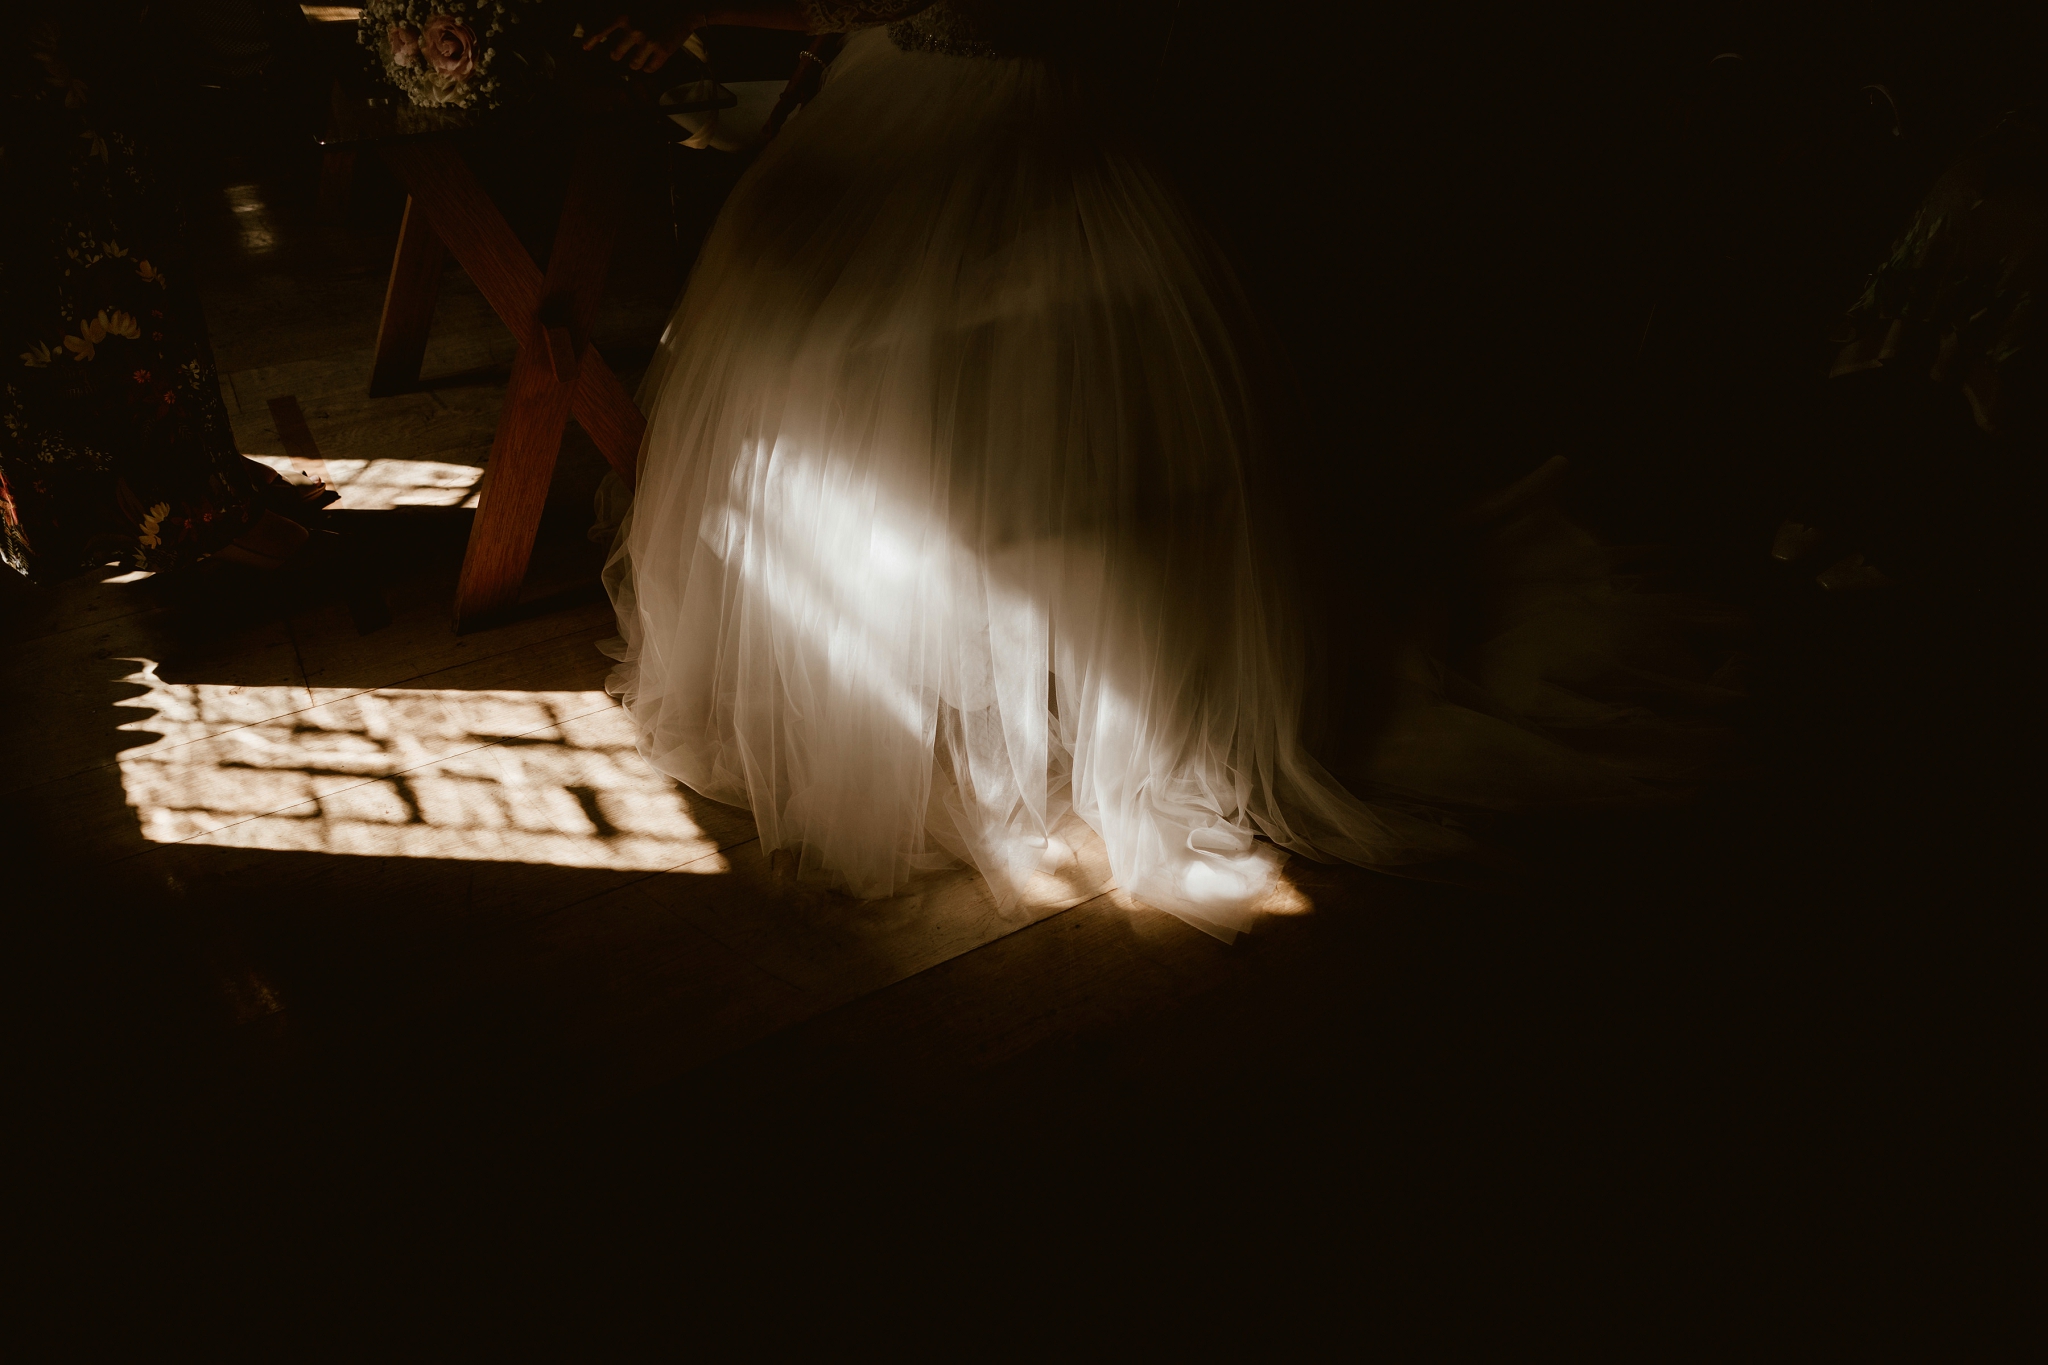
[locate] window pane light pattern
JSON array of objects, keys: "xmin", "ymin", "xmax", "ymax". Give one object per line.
[{"xmin": 113, "ymin": 663, "xmax": 729, "ymax": 872}]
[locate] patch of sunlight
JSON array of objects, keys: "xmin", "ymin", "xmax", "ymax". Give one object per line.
[
  {"xmin": 222, "ymin": 184, "xmax": 278, "ymax": 255},
  {"xmin": 113, "ymin": 665, "xmax": 729, "ymax": 873},
  {"xmin": 244, "ymin": 453, "xmax": 484, "ymax": 509}
]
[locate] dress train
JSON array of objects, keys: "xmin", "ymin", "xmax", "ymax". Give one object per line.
[{"xmin": 604, "ymin": 28, "xmax": 1730, "ymax": 941}]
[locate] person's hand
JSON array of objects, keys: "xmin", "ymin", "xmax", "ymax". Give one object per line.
[{"xmin": 583, "ymin": 10, "xmax": 698, "ymax": 72}]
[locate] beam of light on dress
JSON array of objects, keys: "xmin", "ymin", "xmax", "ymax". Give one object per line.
[
  {"xmin": 111, "ymin": 661, "xmax": 729, "ymax": 872},
  {"xmin": 694, "ymin": 442, "xmax": 1094, "ymax": 899},
  {"xmin": 628, "ymin": 443, "xmax": 1306, "ymax": 930}
]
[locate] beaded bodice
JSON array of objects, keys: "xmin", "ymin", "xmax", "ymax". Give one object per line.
[
  {"xmin": 802, "ymin": 1, "xmax": 1050, "ymax": 61},
  {"xmin": 888, "ymin": 2, "xmax": 1041, "ymax": 59}
]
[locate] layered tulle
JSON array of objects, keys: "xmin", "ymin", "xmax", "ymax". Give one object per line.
[{"xmin": 604, "ymin": 30, "xmax": 1477, "ymax": 941}]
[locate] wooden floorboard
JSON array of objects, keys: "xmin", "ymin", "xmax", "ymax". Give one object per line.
[
  {"xmin": 7, "ymin": 575, "xmax": 619, "ymax": 799},
  {"xmin": 10, "ymin": 129, "xmax": 1463, "ymax": 1283},
  {"xmin": 12, "ymin": 45, "xmax": 2024, "ymax": 1332},
  {"xmin": 8, "ymin": 539, "xmax": 1139, "ymax": 1165},
  {"xmin": 3, "ymin": 144, "xmax": 1238, "ymax": 1205}
]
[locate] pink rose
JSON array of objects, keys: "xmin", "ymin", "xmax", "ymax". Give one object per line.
[
  {"xmin": 420, "ymin": 16, "xmax": 478, "ymax": 79},
  {"xmin": 388, "ymin": 24, "xmax": 421, "ymax": 67}
]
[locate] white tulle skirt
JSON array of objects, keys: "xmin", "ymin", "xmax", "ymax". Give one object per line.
[{"xmin": 605, "ymin": 30, "xmax": 1688, "ymax": 941}]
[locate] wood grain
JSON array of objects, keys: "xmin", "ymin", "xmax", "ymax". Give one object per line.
[
  {"xmin": 5, "ymin": 559, "xmax": 617, "ymax": 802},
  {"xmin": 380, "ymin": 139, "xmax": 645, "ymax": 485},
  {"xmin": 543, "ymin": 128, "xmax": 633, "ymax": 360},
  {"xmin": 19, "ymin": 623, "xmax": 639, "ymax": 867},
  {"xmin": 403, "ymin": 126, "xmax": 643, "ymax": 629},
  {"xmin": 632, "ymin": 844, "xmax": 1022, "ymax": 1007},
  {"xmin": 544, "ymin": 325, "xmax": 578, "ymax": 382},
  {"xmin": 367, "ymin": 196, "xmax": 449, "ymax": 396},
  {"xmin": 453, "ymin": 342, "xmax": 577, "ymax": 630},
  {"xmin": 6, "ymin": 116, "xmax": 1383, "ymax": 1205}
]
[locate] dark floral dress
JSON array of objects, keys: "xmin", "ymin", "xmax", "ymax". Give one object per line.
[{"xmin": 1, "ymin": 9, "xmax": 260, "ymax": 581}]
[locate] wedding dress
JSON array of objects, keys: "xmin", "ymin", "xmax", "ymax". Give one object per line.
[{"xmin": 605, "ymin": 3, "xmax": 1727, "ymax": 941}]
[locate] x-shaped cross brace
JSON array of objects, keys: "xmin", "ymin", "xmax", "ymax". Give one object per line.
[{"xmin": 370, "ymin": 129, "xmax": 646, "ymax": 632}]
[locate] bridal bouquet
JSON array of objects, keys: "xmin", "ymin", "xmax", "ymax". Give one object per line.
[{"xmin": 358, "ymin": 0, "xmax": 563, "ymax": 110}]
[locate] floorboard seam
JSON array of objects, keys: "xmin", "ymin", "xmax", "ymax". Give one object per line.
[
  {"xmin": 549, "ymin": 892, "xmax": 1117, "ymax": 1137},
  {"xmin": 7, "ymin": 597, "xmax": 167, "ymax": 649},
  {"xmin": 102, "ymin": 697, "xmax": 628, "ymax": 863},
  {"xmin": 9, "ymin": 617, "xmax": 620, "ymax": 797},
  {"xmin": 283, "ymin": 614, "xmax": 316, "ymax": 709}
]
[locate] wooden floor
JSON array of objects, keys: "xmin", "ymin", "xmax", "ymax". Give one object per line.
[
  {"xmin": 8, "ymin": 101, "xmax": 2016, "ymax": 1334},
  {"xmin": 6, "ymin": 135, "xmax": 1184, "ymax": 1126},
  {"xmin": 5, "ymin": 121, "xmax": 1450, "ymax": 1289}
]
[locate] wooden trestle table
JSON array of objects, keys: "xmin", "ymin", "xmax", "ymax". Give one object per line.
[{"xmin": 325, "ymin": 90, "xmax": 670, "ymax": 631}]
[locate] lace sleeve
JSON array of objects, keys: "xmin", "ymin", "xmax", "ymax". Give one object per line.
[{"xmin": 802, "ymin": 0, "xmax": 939, "ymax": 32}]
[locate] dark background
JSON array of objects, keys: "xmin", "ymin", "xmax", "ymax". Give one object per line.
[
  {"xmin": 15, "ymin": 0, "xmax": 2039, "ymax": 1345},
  {"xmin": 1152, "ymin": 0, "xmax": 2042, "ymax": 528}
]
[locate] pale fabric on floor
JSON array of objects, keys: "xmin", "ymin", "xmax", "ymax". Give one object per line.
[{"xmin": 604, "ymin": 30, "xmax": 1711, "ymax": 941}]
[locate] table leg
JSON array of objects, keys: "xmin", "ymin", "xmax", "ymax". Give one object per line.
[
  {"xmin": 448, "ymin": 129, "xmax": 633, "ymax": 631},
  {"xmin": 376, "ymin": 136, "xmax": 650, "ymax": 630},
  {"xmin": 452, "ymin": 342, "xmax": 577, "ymax": 628},
  {"xmin": 569, "ymin": 360, "xmax": 645, "ymax": 481},
  {"xmin": 368, "ymin": 196, "xmax": 447, "ymax": 397},
  {"xmin": 380, "ymin": 142, "xmax": 646, "ymax": 484}
]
